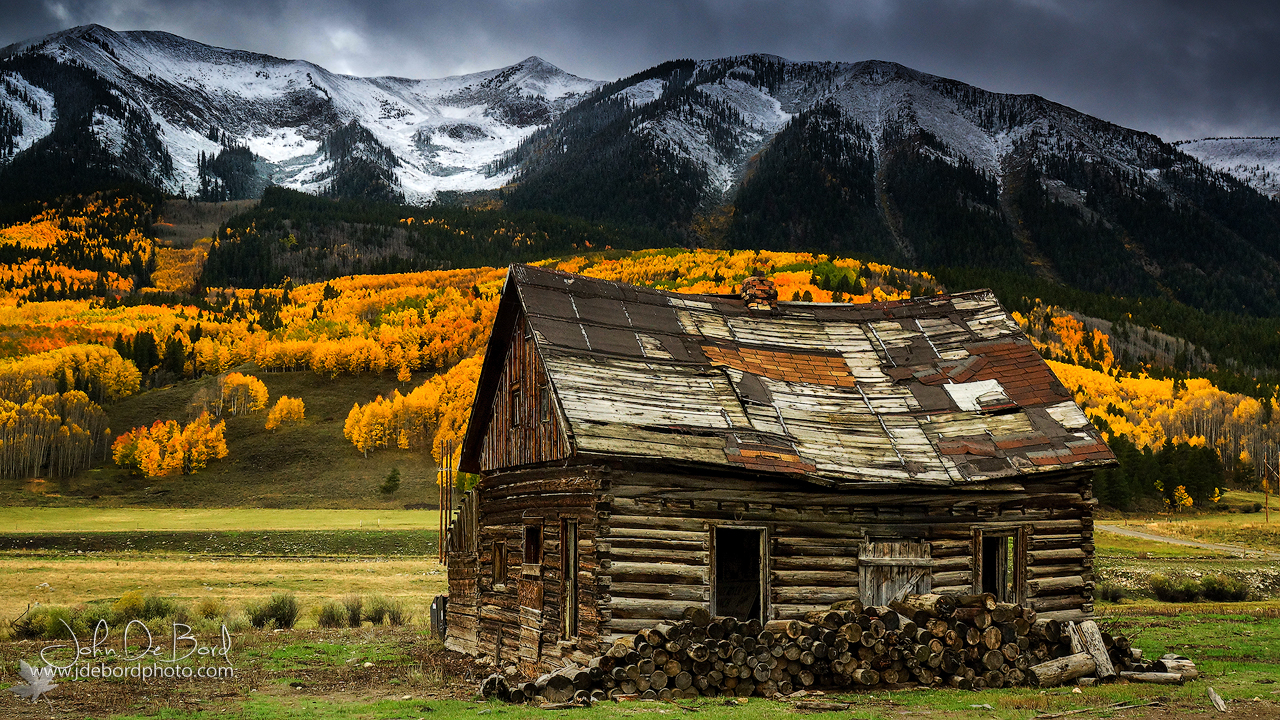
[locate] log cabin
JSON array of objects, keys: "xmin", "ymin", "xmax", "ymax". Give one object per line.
[{"xmin": 445, "ymin": 264, "xmax": 1114, "ymax": 672}]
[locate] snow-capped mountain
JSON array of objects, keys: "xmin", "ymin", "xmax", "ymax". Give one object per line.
[
  {"xmin": 5, "ymin": 27, "xmax": 1280, "ymax": 317},
  {"xmin": 0, "ymin": 24, "xmax": 602, "ymax": 202},
  {"xmin": 1175, "ymin": 137, "xmax": 1280, "ymax": 199},
  {"xmin": 496, "ymin": 55, "xmax": 1280, "ymax": 316}
]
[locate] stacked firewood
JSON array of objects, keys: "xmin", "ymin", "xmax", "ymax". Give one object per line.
[{"xmin": 485, "ymin": 594, "xmax": 1195, "ymax": 704}]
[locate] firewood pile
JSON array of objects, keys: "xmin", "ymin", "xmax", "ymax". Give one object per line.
[{"xmin": 481, "ymin": 593, "xmax": 1198, "ymax": 704}]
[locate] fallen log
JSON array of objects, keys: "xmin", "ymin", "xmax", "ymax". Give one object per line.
[
  {"xmin": 1028, "ymin": 652, "xmax": 1096, "ymax": 687},
  {"xmin": 1119, "ymin": 671, "xmax": 1184, "ymax": 685}
]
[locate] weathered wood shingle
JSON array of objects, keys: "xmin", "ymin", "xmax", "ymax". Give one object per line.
[{"xmin": 460, "ymin": 265, "xmax": 1115, "ymax": 484}]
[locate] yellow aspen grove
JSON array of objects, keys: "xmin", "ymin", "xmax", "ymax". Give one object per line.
[
  {"xmin": 220, "ymin": 373, "xmax": 268, "ymax": 416},
  {"xmin": 343, "ymin": 355, "xmax": 482, "ymax": 460},
  {"xmin": 265, "ymin": 396, "xmax": 305, "ymax": 431},
  {"xmin": 112, "ymin": 412, "xmax": 227, "ymax": 477}
]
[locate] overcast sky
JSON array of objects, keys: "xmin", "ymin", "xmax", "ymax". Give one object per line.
[{"xmin": 1, "ymin": 0, "xmax": 1276, "ymax": 141}]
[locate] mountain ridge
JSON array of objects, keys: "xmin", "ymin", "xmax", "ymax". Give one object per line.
[{"xmin": 4, "ymin": 26, "xmax": 1280, "ymax": 318}]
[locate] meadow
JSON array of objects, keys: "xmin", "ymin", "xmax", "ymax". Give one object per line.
[{"xmin": 0, "ymin": 508, "xmax": 1276, "ymax": 719}]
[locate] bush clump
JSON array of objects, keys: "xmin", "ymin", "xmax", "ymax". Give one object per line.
[
  {"xmin": 386, "ymin": 600, "xmax": 412, "ymax": 627},
  {"xmin": 246, "ymin": 593, "xmax": 299, "ymax": 630},
  {"xmin": 364, "ymin": 594, "xmax": 392, "ymax": 625},
  {"xmin": 194, "ymin": 597, "xmax": 229, "ymax": 620},
  {"xmin": 342, "ymin": 595, "xmax": 363, "ymax": 628},
  {"xmin": 1097, "ymin": 582, "xmax": 1127, "ymax": 602},
  {"xmin": 316, "ymin": 600, "xmax": 347, "ymax": 629},
  {"xmin": 245, "ymin": 601, "xmax": 272, "ymax": 629},
  {"xmin": 1149, "ymin": 573, "xmax": 1202, "ymax": 602},
  {"xmin": 1201, "ymin": 574, "xmax": 1249, "ymax": 602},
  {"xmin": 264, "ymin": 593, "xmax": 299, "ymax": 629}
]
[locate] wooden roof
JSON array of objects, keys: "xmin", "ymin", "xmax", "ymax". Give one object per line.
[{"xmin": 459, "ymin": 264, "xmax": 1116, "ymax": 486}]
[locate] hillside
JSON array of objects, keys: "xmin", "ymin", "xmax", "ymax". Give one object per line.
[
  {"xmin": 0, "ymin": 206, "xmax": 948, "ymax": 507},
  {"xmin": 4, "ymin": 29, "xmax": 1280, "ymax": 322}
]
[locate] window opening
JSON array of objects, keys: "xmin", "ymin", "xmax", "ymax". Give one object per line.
[
  {"xmin": 510, "ymin": 380, "xmax": 522, "ymax": 427},
  {"xmin": 492, "ymin": 540, "xmax": 507, "ymax": 585},
  {"xmin": 523, "ymin": 524, "xmax": 542, "ymax": 566},
  {"xmin": 976, "ymin": 531, "xmax": 1021, "ymax": 603}
]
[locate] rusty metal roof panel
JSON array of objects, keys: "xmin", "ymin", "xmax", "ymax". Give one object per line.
[{"xmin": 465, "ymin": 264, "xmax": 1118, "ymax": 484}]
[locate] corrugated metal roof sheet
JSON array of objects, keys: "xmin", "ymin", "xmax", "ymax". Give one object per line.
[{"xmin": 464, "ymin": 264, "xmax": 1116, "ymax": 486}]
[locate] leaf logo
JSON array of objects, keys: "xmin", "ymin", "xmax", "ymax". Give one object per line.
[{"xmin": 8, "ymin": 660, "xmax": 58, "ymax": 702}]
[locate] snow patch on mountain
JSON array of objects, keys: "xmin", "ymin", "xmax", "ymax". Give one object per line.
[
  {"xmin": 2, "ymin": 25, "xmax": 603, "ymax": 201},
  {"xmin": 0, "ymin": 72, "xmax": 55, "ymax": 157},
  {"xmin": 617, "ymin": 78, "xmax": 665, "ymax": 106},
  {"xmin": 1176, "ymin": 137, "xmax": 1280, "ymax": 198}
]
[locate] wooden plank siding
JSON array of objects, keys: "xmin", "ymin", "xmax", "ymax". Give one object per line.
[{"xmin": 479, "ymin": 312, "xmax": 571, "ymax": 473}]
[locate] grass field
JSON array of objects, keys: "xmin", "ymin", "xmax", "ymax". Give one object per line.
[
  {"xmin": 0, "ymin": 508, "xmax": 438, "ymax": 532},
  {"xmin": 0, "ymin": 509, "xmax": 1276, "ymax": 719},
  {"xmin": 2, "ymin": 606, "xmax": 1275, "ymax": 719},
  {"xmin": 1100, "ymin": 489, "xmax": 1280, "ymax": 554},
  {"xmin": 0, "ymin": 555, "xmax": 447, "ymax": 626},
  {"xmin": 1094, "ymin": 527, "xmax": 1234, "ymax": 558},
  {"xmin": 0, "ymin": 368, "xmax": 444, "ymax": 509}
]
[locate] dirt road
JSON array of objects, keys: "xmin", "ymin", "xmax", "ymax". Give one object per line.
[{"xmin": 1097, "ymin": 524, "xmax": 1280, "ymax": 558}]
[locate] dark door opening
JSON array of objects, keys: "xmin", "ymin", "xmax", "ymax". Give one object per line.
[
  {"xmin": 714, "ymin": 528, "xmax": 763, "ymax": 621},
  {"xmin": 979, "ymin": 533, "xmax": 1016, "ymax": 602}
]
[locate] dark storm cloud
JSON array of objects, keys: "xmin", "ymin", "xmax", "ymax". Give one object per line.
[{"xmin": 1, "ymin": 0, "xmax": 1276, "ymax": 140}]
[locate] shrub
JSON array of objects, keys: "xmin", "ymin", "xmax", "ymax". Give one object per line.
[
  {"xmin": 80, "ymin": 603, "xmax": 113, "ymax": 630},
  {"xmin": 10, "ymin": 605, "xmax": 51, "ymax": 639},
  {"xmin": 317, "ymin": 600, "xmax": 347, "ymax": 629},
  {"xmin": 263, "ymin": 593, "xmax": 299, "ymax": 629},
  {"xmin": 1149, "ymin": 573, "xmax": 1201, "ymax": 602},
  {"xmin": 44, "ymin": 606, "xmax": 86, "ymax": 639},
  {"xmin": 364, "ymin": 594, "xmax": 392, "ymax": 625},
  {"xmin": 1201, "ymin": 574, "xmax": 1249, "ymax": 602},
  {"xmin": 1241, "ymin": 503, "xmax": 1258, "ymax": 513},
  {"xmin": 194, "ymin": 597, "xmax": 229, "ymax": 620},
  {"xmin": 380, "ymin": 468, "xmax": 401, "ymax": 495},
  {"xmin": 142, "ymin": 595, "xmax": 185, "ymax": 621},
  {"xmin": 342, "ymin": 595, "xmax": 363, "ymax": 628},
  {"xmin": 1097, "ymin": 582, "xmax": 1127, "ymax": 602},
  {"xmin": 245, "ymin": 601, "xmax": 272, "ymax": 630},
  {"xmin": 112, "ymin": 590, "xmax": 146, "ymax": 622},
  {"xmin": 386, "ymin": 600, "xmax": 412, "ymax": 627}
]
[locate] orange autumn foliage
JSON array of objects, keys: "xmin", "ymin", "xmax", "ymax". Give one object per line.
[{"xmin": 112, "ymin": 412, "xmax": 228, "ymax": 477}]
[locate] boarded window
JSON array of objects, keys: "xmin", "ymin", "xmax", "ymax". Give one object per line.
[
  {"xmin": 539, "ymin": 380, "xmax": 551, "ymax": 423},
  {"xmin": 492, "ymin": 540, "xmax": 507, "ymax": 585},
  {"xmin": 974, "ymin": 529, "xmax": 1025, "ymax": 603},
  {"xmin": 858, "ymin": 540, "xmax": 932, "ymax": 606},
  {"xmin": 523, "ymin": 523, "xmax": 542, "ymax": 566},
  {"xmin": 561, "ymin": 519, "xmax": 578, "ymax": 638}
]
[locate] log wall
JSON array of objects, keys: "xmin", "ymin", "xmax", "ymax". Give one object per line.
[
  {"xmin": 450, "ymin": 462, "xmax": 1096, "ymax": 672},
  {"xmin": 599, "ymin": 466, "xmax": 1094, "ymax": 644},
  {"xmin": 458, "ymin": 465, "xmax": 606, "ymax": 675}
]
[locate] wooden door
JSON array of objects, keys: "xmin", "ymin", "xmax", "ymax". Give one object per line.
[{"xmin": 858, "ymin": 540, "xmax": 932, "ymax": 606}]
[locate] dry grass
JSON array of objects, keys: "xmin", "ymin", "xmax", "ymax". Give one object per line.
[
  {"xmin": 0, "ymin": 507, "xmax": 437, "ymax": 532},
  {"xmin": 0, "ymin": 554, "xmax": 446, "ymax": 627},
  {"xmin": 1098, "ymin": 599, "xmax": 1280, "ymax": 618}
]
